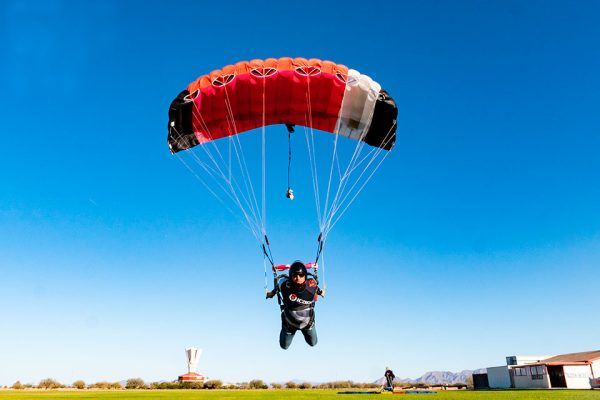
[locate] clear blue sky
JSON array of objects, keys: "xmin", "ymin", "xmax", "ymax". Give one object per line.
[{"xmin": 1, "ymin": 0, "xmax": 599, "ymax": 386}]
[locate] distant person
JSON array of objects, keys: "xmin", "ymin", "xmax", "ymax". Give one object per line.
[
  {"xmin": 266, "ymin": 260, "xmax": 325, "ymax": 349},
  {"xmin": 384, "ymin": 367, "xmax": 396, "ymax": 390}
]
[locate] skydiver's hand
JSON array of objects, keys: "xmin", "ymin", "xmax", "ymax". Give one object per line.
[
  {"xmin": 319, "ymin": 289, "xmax": 326, "ymax": 298},
  {"xmin": 266, "ymin": 290, "xmax": 276, "ymax": 299}
]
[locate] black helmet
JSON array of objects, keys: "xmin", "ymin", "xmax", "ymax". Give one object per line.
[{"xmin": 289, "ymin": 260, "xmax": 308, "ymax": 277}]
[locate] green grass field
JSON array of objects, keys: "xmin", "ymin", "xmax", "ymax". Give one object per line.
[{"xmin": 0, "ymin": 390, "xmax": 599, "ymax": 400}]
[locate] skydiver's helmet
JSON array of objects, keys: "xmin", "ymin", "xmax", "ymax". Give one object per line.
[{"xmin": 289, "ymin": 260, "xmax": 308, "ymax": 289}]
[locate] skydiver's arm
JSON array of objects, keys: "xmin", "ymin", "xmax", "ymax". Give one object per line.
[
  {"xmin": 265, "ymin": 282, "xmax": 278, "ymax": 299},
  {"xmin": 266, "ymin": 277, "xmax": 285, "ymax": 299},
  {"xmin": 317, "ymin": 287, "xmax": 326, "ymax": 298}
]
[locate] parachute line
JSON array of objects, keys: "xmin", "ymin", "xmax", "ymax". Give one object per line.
[
  {"xmin": 322, "ymin": 129, "xmax": 340, "ymax": 233},
  {"xmin": 262, "ymin": 77, "xmax": 267, "ymax": 237},
  {"xmin": 304, "ymin": 126, "xmax": 323, "ymax": 230},
  {"xmin": 324, "ymin": 121, "xmax": 397, "ymax": 236},
  {"xmin": 171, "ymin": 127, "xmax": 261, "ymax": 240},
  {"xmin": 223, "ymin": 88, "xmax": 264, "ymax": 235},
  {"xmin": 322, "ymin": 129, "xmax": 368, "ymax": 237},
  {"xmin": 303, "ymin": 79, "xmax": 324, "ymax": 230},
  {"xmin": 187, "ymin": 99, "xmax": 265, "ymax": 243}
]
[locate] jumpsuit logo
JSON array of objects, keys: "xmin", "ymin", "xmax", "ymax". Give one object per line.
[{"xmin": 288, "ymin": 293, "xmax": 312, "ymax": 305}]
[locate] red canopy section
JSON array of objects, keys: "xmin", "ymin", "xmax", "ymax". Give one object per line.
[{"xmin": 185, "ymin": 58, "xmax": 349, "ymax": 144}]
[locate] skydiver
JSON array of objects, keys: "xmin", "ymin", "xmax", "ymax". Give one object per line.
[{"xmin": 266, "ymin": 261, "xmax": 325, "ymax": 349}]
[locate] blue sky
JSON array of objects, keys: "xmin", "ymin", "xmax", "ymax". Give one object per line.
[{"xmin": 1, "ymin": 0, "xmax": 600, "ymax": 386}]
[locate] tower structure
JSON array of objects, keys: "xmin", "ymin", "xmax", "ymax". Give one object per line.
[{"xmin": 178, "ymin": 347, "xmax": 206, "ymax": 382}]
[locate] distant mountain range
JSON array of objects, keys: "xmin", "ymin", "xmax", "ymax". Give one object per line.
[
  {"xmin": 375, "ymin": 369, "xmax": 487, "ymax": 385},
  {"xmin": 286, "ymin": 368, "xmax": 487, "ymax": 387}
]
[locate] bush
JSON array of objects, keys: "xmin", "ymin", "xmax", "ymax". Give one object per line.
[
  {"xmin": 332, "ymin": 381, "xmax": 353, "ymax": 389},
  {"xmin": 72, "ymin": 380, "xmax": 86, "ymax": 389},
  {"xmin": 38, "ymin": 378, "xmax": 63, "ymax": 389},
  {"xmin": 11, "ymin": 381, "xmax": 24, "ymax": 390},
  {"xmin": 88, "ymin": 381, "xmax": 113, "ymax": 389},
  {"xmin": 125, "ymin": 378, "xmax": 146, "ymax": 389},
  {"xmin": 151, "ymin": 381, "xmax": 184, "ymax": 389},
  {"xmin": 204, "ymin": 380, "xmax": 223, "ymax": 389},
  {"xmin": 285, "ymin": 381, "xmax": 298, "ymax": 389},
  {"xmin": 466, "ymin": 375, "xmax": 474, "ymax": 389},
  {"xmin": 177, "ymin": 381, "xmax": 204, "ymax": 389},
  {"xmin": 249, "ymin": 379, "xmax": 268, "ymax": 389},
  {"xmin": 271, "ymin": 383, "xmax": 282, "ymax": 389},
  {"xmin": 298, "ymin": 382, "xmax": 312, "ymax": 389},
  {"xmin": 363, "ymin": 382, "xmax": 380, "ymax": 389}
]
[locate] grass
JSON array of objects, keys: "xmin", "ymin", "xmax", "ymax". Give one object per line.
[{"xmin": 0, "ymin": 390, "xmax": 599, "ymax": 400}]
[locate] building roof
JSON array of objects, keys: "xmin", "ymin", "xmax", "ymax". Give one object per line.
[
  {"xmin": 178, "ymin": 372, "xmax": 206, "ymax": 382},
  {"xmin": 179, "ymin": 372, "xmax": 203, "ymax": 377},
  {"xmin": 541, "ymin": 350, "xmax": 600, "ymax": 365}
]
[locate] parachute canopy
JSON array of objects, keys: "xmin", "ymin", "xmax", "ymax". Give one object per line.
[
  {"xmin": 167, "ymin": 57, "xmax": 398, "ymax": 286},
  {"xmin": 168, "ymin": 57, "xmax": 397, "ymax": 153}
]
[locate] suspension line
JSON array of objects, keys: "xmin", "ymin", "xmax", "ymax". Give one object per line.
[{"xmin": 286, "ymin": 124, "xmax": 295, "ymax": 200}]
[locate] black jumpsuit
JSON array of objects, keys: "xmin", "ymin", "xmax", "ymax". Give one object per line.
[{"xmin": 278, "ymin": 277, "xmax": 322, "ymax": 349}]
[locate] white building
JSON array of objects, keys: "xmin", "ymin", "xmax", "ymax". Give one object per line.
[
  {"xmin": 486, "ymin": 350, "xmax": 600, "ymax": 389},
  {"xmin": 487, "ymin": 355, "xmax": 550, "ymax": 389},
  {"xmin": 512, "ymin": 350, "xmax": 600, "ymax": 389}
]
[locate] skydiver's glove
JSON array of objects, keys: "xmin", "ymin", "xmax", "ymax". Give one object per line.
[
  {"xmin": 266, "ymin": 290, "xmax": 276, "ymax": 299},
  {"xmin": 318, "ymin": 288, "xmax": 326, "ymax": 298}
]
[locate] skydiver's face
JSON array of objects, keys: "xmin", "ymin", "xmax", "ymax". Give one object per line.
[{"xmin": 292, "ymin": 273, "xmax": 306, "ymax": 285}]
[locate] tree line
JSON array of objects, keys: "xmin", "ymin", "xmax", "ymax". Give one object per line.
[{"xmin": 7, "ymin": 378, "xmax": 466, "ymax": 390}]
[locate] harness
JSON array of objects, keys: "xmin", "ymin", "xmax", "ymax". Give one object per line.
[
  {"xmin": 270, "ymin": 262, "xmax": 319, "ymax": 310},
  {"xmin": 262, "ymin": 231, "xmax": 323, "ymax": 308}
]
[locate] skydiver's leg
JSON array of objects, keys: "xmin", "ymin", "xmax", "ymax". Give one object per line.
[
  {"xmin": 279, "ymin": 324, "xmax": 296, "ymax": 350},
  {"xmin": 301, "ymin": 325, "xmax": 318, "ymax": 347}
]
